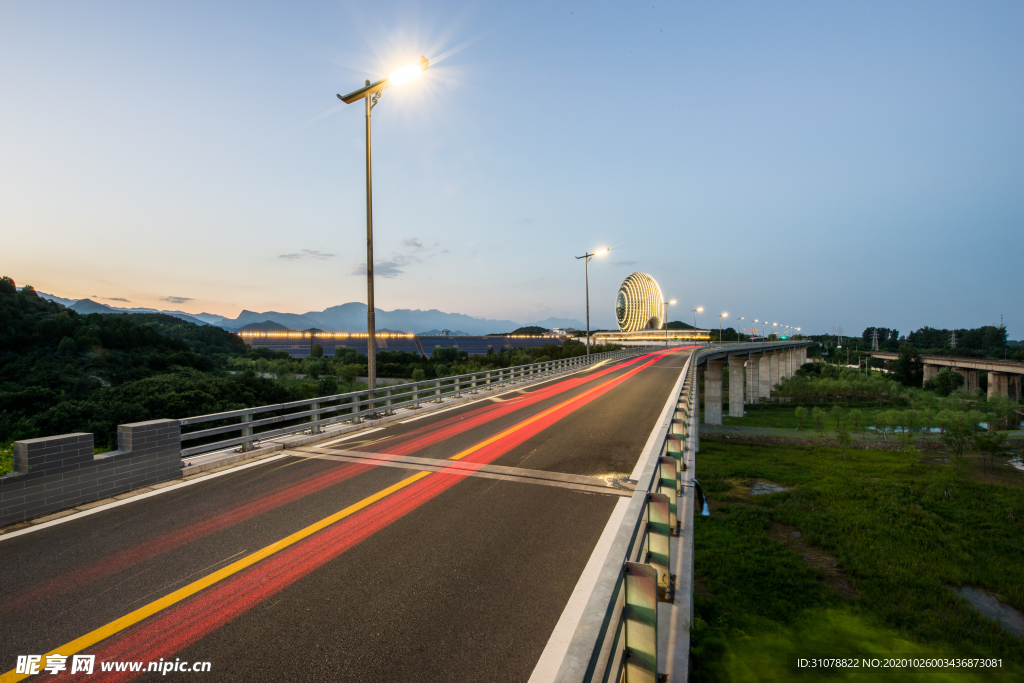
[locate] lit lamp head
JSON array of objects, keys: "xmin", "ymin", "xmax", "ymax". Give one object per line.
[
  {"xmin": 669, "ymin": 299, "xmax": 676, "ymax": 305},
  {"xmin": 338, "ymin": 55, "xmax": 430, "ymax": 104}
]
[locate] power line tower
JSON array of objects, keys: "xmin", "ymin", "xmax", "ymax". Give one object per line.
[
  {"xmin": 950, "ymin": 329, "xmax": 957, "ymax": 349},
  {"xmin": 871, "ymin": 328, "xmax": 879, "ymax": 351}
]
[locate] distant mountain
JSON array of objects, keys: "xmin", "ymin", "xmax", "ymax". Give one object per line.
[
  {"xmin": 62, "ymin": 298, "xmax": 210, "ymax": 326},
  {"xmin": 36, "ymin": 291, "xmax": 78, "ymax": 307},
  {"xmin": 33, "ymin": 288, "xmax": 585, "ymax": 336},
  {"xmin": 531, "ymin": 317, "xmax": 586, "ymax": 330},
  {"xmin": 238, "ymin": 321, "xmax": 291, "ymax": 332},
  {"xmin": 214, "ymin": 303, "xmax": 523, "ymax": 336}
]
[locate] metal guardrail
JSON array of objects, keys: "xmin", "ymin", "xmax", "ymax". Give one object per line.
[
  {"xmin": 553, "ymin": 341, "xmax": 810, "ymax": 683},
  {"xmin": 178, "ymin": 348, "xmax": 655, "ymax": 458}
]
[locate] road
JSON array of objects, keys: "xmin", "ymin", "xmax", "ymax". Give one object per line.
[{"xmin": 0, "ymin": 347, "xmax": 690, "ymax": 683}]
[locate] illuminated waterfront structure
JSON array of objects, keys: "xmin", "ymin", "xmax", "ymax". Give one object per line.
[{"xmin": 615, "ymin": 272, "xmax": 665, "ymax": 332}]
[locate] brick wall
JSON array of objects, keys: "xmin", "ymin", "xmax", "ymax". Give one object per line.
[{"xmin": 1, "ymin": 419, "xmax": 182, "ymax": 527}]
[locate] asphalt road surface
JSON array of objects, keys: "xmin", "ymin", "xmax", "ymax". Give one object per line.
[{"xmin": 0, "ymin": 347, "xmax": 690, "ymax": 683}]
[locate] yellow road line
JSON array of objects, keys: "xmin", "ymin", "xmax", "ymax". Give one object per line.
[
  {"xmin": 1, "ymin": 349, "xmax": 668, "ymax": 682},
  {"xmin": 0, "ymin": 472, "xmax": 430, "ymax": 683}
]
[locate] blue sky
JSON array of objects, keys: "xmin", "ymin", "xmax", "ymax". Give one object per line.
[{"xmin": 2, "ymin": 1, "xmax": 1021, "ymax": 337}]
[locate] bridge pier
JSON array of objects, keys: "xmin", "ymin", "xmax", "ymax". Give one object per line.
[
  {"xmin": 746, "ymin": 355, "xmax": 761, "ymax": 405},
  {"xmin": 956, "ymin": 368, "xmax": 979, "ymax": 393},
  {"xmin": 728, "ymin": 355, "xmax": 746, "ymax": 417},
  {"xmin": 769, "ymin": 352, "xmax": 781, "ymax": 394},
  {"xmin": 704, "ymin": 359, "xmax": 725, "ymax": 425},
  {"xmin": 923, "ymin": 364, "xmax": 939, "ymax": 384},
  {"xmin": 759, "ymin": 355, "xmax": 771, "ymax": 399},
  {"xmin": 988, "ymin": 372, "xmax": 1010, "ymax": 400}
]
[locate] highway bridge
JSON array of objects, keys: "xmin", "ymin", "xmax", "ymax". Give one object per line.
[
  {"xmin": 1, "ymin": 342, "xmax": 808, "ymax": 682},
  {"xmin": 870, "ymin": 352, "xmax": 1023, "ymax": 400}
]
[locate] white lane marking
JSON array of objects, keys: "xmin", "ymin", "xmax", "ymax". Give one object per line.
[
  {"xmin": 527, "ymin": 497, "xmax": 631, "ymax": 683},
  {"xmin": 629, "ymin": 349, "xmax": 690, "ymax": 481},
  {"xmin": 0, "ymin": 454, "xmax": 292, "ymax": 543},
  {"xmin": 313, "ymin": 427, "xmax": 385, "ymax": 448}
]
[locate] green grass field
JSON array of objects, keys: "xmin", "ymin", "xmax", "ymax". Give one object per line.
[{"xmin": 691, "ymin": 439, "xmax": 1024, "ymax": 682}]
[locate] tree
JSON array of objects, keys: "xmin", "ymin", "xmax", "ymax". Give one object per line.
[
  {"xmin": 890, "ymin": 344, "xmax": 924, "ymax": 387},
  {"xmin": 830, "ymin": 406, "xmax": 846, "ymax": 435},
  {"xmin": 923, "ymin": 368, "xmax": 964, "ymax": 396},
  {"xmin": 317, "ymin": 376, "xmax": 339, "ymax": 397},
  {"xmin": 973, "ymin": 431, "xmax": 1008, "ymax": 474},
  {"xmin": 0, "ymin": 276, "xmax": 15, "ymax": 294},
  {"xmin": 812, "ymin": 407, "xmax": 826, "ymax": 437},
  {"xmin": 940, "ymin": 412, "xmax": 976, "ymax": 471},
  {"xmin": 311, "ymin": 344, "xmax": 324, "ymax": 358},
  {"xmin": 57, "ymin": 336, "xmax": 77, "ymax": 354},
  {"xmin": 875, "ymin": 411, "xmax": 895, "ymax": 441},
  {"xmin": 794, "ymin": 406, "xmax": 807, "ymax": 431},
  {"xmin": 849, "ymin": 408, "xmax": 864, "ymax": 433},
  {"xmin": 836, "ymin": 424, "xmax": 852, "ymax": 458}
]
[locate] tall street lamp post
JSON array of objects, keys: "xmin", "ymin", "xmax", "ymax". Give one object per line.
[
  {"xmin": 338, "ymin": 56, "xmax": 429, "ymax": 392},
  {"xmin": 663, "ymin": 299, "xmax": 677, "ymax": 346},
  {"xmin": 718, "ymin": 312, "xmax": 728, "ymax": 343},
  {"xmin": 692, "ymin": 307, "xmax": 703, "ymax": 341},
  {"xmin": 737, "ymin": 317, "xmax": 745, "ymax": 341},
  {"xmin": 575, "ymin": 248, "xmax": 608, "ymax": 355}
]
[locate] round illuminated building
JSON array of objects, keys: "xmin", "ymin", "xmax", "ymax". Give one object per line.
[{"xmin": 615, "ymin": 272, "xmax": 664, "ymax": 332}]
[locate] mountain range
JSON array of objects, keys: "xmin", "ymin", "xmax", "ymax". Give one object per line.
[{"xmin": 34, "ymin": 292, "xmax": 585, "ymax": 335}]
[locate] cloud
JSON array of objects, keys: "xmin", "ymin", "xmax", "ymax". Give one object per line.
[
  {"xmin": 103, "ymin": 297, "xmax": 131, "ymax": 302},
  {"xmin": 352, "ymin": 260, "xmax": 406, "ymax": 278},
  {"xmin": 613, "ymin": 260, "xmax": 639, "ymax": 266},
  {"xmin": 160, "ymin": 296, "xmax": 193, "ymax": 305},
  {"xmin": 401, "ymin": 237, "xmax": 424, "ymax": 250},
  {"xmin": 278, "ymin": 249, "xmax": 335, "ymax": 260}
]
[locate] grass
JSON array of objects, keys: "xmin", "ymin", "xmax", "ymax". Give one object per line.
[
  {"xmin": 0, "ymin": 442, "xmax": 12, "ymax": 476},
  {"xmin": 691, "ymin": 439, "xmax": 1024, "ymax": 682}
]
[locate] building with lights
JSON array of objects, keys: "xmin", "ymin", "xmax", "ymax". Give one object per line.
[
  {"xmin": 237, "ymin": 331, "xmax": 565, "ymax": 359},
  {"xmin": 592, "ymin": 272, "xmax": 710, "ymax": 345},
  {"xmin": 615, "ymin": 272, "xmax": 664, "ymax": 331}
]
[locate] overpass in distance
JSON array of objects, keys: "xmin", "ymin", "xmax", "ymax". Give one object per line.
[
  {"xmin": 1, "ymin": 342, "xmax": 808, "ymax": 682},
  {"xmin": 870, "ymin": 352, "xmax": 1024, "ymax": 400}
]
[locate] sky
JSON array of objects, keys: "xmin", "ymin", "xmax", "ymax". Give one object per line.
[{"xmin": 2, "ymin": 1, "xmax": 1021, "ymax": 337}]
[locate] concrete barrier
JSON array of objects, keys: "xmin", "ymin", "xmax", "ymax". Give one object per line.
[{"xmin": 1, "ymin": 419, "xmax": 181, "ymax": 527}]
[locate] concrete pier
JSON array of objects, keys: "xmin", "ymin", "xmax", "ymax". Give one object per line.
[
  {"xmin": 704, "ymin": 359, "xmax": 725, "ymax": 425},
  {"xmin": 746, "ymin": 356, "xmax": 761, "ymax": 405},
  {"xmin": 729, "ymin": 355, "xmax": 746, "ymax": 417},
  {"xmin": 759, "ymin": 355, "xmax": 771, "ymax": 399}
]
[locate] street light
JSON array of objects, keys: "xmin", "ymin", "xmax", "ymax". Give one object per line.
[
  {"xmin": 692, "ymin": 306, "xmax": 703, "ymax": 340},
  {"xmin": 737, "ymin": 317, "xmax": 745, "ymax": 341},
  {"xmin": 663, "ymin": 299, "xmax": 677, "ymax": 346},
  {"xmin": 338, "ymin": 56, "xmax": 429, "ymax": 392},
  {"xmin": 719, "ymin": 312, "xmax": 728, "ymax": 343},
  {"xmin": 772, "ymin": 322, "xmax": 778, "ymax": 341},
  {"xmin": 575, "ymin": 247, "xmax": 609, "ymax": 355}
]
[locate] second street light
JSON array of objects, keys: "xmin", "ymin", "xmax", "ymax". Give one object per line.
[
  {"xmin": 663, "ymin": 299, "xmax": 676, "ymax": 346},
  {"xmin": 719, "ymin": 312, "xmax": 728, "ymax": 343},
  {"xmin": 576, "ymin": 248, "xmax": 608, "ymax": 355},
  {"xmin": 692, "ymin": 306, "xmax": 703, "ymax": 337},
  {"xmin": 338, "ymin": 56, "xmax": 429, "ymax": 393}
]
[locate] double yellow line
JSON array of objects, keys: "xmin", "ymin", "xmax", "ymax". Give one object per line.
[{"xmin": 1, "ymin": 351, "xmax": 666, "ymax": 681}]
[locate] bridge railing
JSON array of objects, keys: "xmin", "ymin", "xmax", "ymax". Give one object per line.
[
  {"xmin": 178, "ymin": 347, "xmax": 656, "ymax": 458},
  {"xmin": 553, "ymin": 341, "xmax": 810, "ymax": 683}
]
